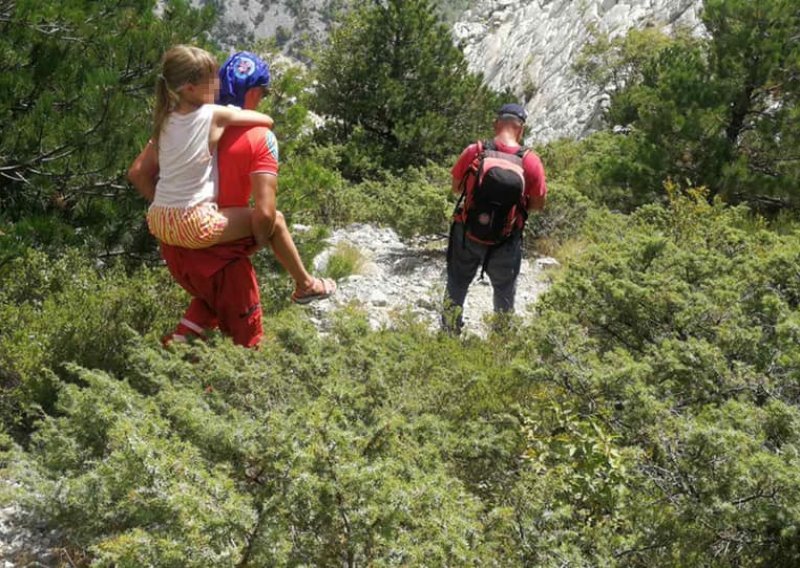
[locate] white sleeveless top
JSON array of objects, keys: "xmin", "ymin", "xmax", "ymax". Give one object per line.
[{"xmin": 152, "ymin": 104, "xmax": 218, "ymax": 208}]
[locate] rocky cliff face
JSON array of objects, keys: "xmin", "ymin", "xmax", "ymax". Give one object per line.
[
  {"xmin": 187, "ymin": 0, "xmax": 339, "ymax": 54},
  {"xmin": 454, "ymin": 0, "xmax": 705, "ymax": 143},
  {"xmin": 196, "ymin": 0, "xmax": 704, "ymax": 141}
]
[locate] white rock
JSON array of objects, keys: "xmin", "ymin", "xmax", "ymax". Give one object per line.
[
  {"xmin": 459, "ymin": 0, "xmax": 705, "ymax": 143},
  {"xmin": 601, "ymin": 0, "xmax": 618, "ymax": 13},
  {"xmin": 312, "ymin": 250, "xmax": 331, "ymax": 274},
  {"xmin": 305, "ymin": 224, "xmax": 553, "ymax": 337},
  {"xmin": 370, "ymin": 291, "xmax": 389, "ymax": 307},
  {"xmin": 535, "ymin": 257, "xmax": 561, "ymax": 270}
]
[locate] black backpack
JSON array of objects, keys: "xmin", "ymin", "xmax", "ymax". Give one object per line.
[{"xmin": 455, "ymin": 139, "xmax": 528, "ymax": 245}]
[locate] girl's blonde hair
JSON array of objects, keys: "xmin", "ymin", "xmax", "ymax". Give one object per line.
[{"xmin": 152, "ymin": 45, "xmax": 218, "ymax": 142}]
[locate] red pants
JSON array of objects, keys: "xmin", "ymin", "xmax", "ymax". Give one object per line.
[{"xmin": 161, "ymin": 240, "xmax": 262, "ymax": 348}]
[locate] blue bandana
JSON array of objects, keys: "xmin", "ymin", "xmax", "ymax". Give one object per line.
[{"xmin": 218, "ymin": 51, "xmax": 270, "ymax": 107}]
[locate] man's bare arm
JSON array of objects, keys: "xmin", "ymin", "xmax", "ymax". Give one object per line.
[
  {"xmin": 127, "ymin": 142, "xmax": 159, "ymax": 203},
  {"xmin": 251, "ymin": 173, "xmax": 277, "ymax": 248},
  {"xmin": 528, "ymin": 194, "xmax": 546, "ymax": 211}
]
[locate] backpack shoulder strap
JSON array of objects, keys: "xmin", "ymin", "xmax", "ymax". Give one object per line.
[
  {"xmin": 468, "ymin": 140, "xmax": 485, "ymax": 174},
  {"xmin": 515, "ymin": 145, "xmax": 529, "ymax": 159},
  {"xmin": 454, "ymin": 140, "xmax": 484, "ymax": 214},
  {"xmin": 483, "ymin": 139, "xmax": 496, "ymax": 153}
]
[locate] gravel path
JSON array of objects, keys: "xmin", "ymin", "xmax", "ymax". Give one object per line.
[{"xmin": 305, "ymin": 224, "xmax": 558, "ymax": 336}]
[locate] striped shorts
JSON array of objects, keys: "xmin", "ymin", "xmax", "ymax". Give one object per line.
[{"xmin": 147, "ymin": 202, "xmax": 227, "ymax": 249}]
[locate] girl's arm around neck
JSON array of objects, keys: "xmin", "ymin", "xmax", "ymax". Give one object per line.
[
  {"xmin": 212, "ymin": 105, "xmax": 274, "ymax": 129},
  {"xmin": 208, "ymin": 104, "xmax": 274, "ymax": 149}
]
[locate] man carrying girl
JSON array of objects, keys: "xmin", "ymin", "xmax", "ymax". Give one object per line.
[{"xmin": 129, "ymin": 47, "xmax": 335, "ymax": 347}]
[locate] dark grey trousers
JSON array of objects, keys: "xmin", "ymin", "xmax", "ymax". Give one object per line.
[{"xmin": 442, "ymin": 222, "xmax": 523, "ymax": 333}]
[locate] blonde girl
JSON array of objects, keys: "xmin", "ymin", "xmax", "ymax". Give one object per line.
[{"xmin": 146, "ymin": 45, "xmax": 274, "ymax": 249}]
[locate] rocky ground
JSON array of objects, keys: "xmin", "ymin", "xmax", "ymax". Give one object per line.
[
  {"xmin": 0, "ymin": 484, "xmax": 60, "ymax": 567},
  {"xmin": 304, "ymin": 224, "xmax": 558, "ymax": 336}
]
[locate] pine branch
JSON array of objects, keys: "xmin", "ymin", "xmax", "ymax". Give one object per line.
[{"xmin": 0, "ymin": 91, "xmax": 112, "ymax": 178}]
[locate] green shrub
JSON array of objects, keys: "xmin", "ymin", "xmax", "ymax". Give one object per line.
[
  {"xmin": 278, "ymin": 145, "xmax": 348, "ymax": 226},
  {"xmin": 323, "ymin": 242, "xmax": 365, "ymax": 281},
  {"xmin": 525, "ymin": 180, "xmax": 596, "ymax": 255},
  {"xmin": 5, "ymin": 178, "xmax": 800, "ymax": 566},
  {"xmin": 519, "ymin": 188, "xmax": 800, "ymax": 564},
  {"xmin": 338, "ymin": 163, "xmax": 452, "ymax": 237},
  {"xmin": 280, "ymin": 147, "xmax": 451, "ymax": 237},
  {"xmin": 538, "ymin": 131, "xmax": 657, "ymax": 211},
  {"xmin": 0, "ymin": 248, "xmax": 185, "ymax": 429},
  {"xmin": 10, "ymin": 317, "xmax": 519, "ymax": 566}
]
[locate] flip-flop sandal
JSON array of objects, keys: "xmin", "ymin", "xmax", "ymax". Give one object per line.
[{"xmin": 291, "ymin": 277, "xmax": 337, "ymax": 305}]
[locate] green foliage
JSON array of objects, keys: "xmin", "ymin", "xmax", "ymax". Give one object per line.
[
  {"xmin": 5, "ymin": 187, "xmax": 800, "ymax": 566},
  {"xmin": 0, "ymin": 248, "xmax": 186, "ymax": 433},
  {"xmin": 522, "ymin": 188, "xmax": 800, "ymax": 563},
  {"xmin": 312, "ymin": 0, "xmax": 502, "ymax": 176},
  {"xmin": 20, "ymin": 368, "xmax": 256, "ymax": 567},
  {"xmin": 525, "ymin": 180, "xmax": 595, "ymax": 255},
  {"xmin": 338, "ymin": 163, "xmax": 452, "ymax": 237},
  {"xmin": 277, "ymin": 144, "xmax": 348, "ymax": 225},
  {"xmin": 577, "ymin": 2, "xmax": 800, "ymax": 210},
  {"xmin": 280, "ymin": 152, "xmax": 451, "ymax": 237},
  {"xmin": 323, "ymin": 242, "xmax": 364, "ymax": 281},
  {"xmin": 0, "ymin": 0, "xmax": 214, "ymax": 251},
  {"xmin": 538, "ymin": 131, "xmax": 664, "ymax": 210},
  {"xmin": 9, "ymin": 315, "xmax": 523, "ymax": 565}
]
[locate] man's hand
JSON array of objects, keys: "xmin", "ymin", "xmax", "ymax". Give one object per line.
[
  {"xmin": 127, "ymin": 141, "xmax": 159, "ymax": 202},
  {"xmin": 528, "ymin": 194, "xmax": 546, "ymax": 212},
  {"xmin": 251, "ymin": 173, "xmax": 277, "ymax": 249}
]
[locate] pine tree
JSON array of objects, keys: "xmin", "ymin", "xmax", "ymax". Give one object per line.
[
  {"xmin": 313, "ymin": 0, "xmax": 502, "ymax": 175},
  {"xmin": 703, "ymin": 0, "xmax": 800, "ymax": 206},
  {"xmin": 0, "ymin": 0, "xmax": 214, "ymax": 246},
  {"xmin": 578, "ymin": 0, "xmax": 800, "ymax": 210}
]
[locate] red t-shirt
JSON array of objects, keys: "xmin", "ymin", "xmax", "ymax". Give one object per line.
[
  {"xmin": 160, "ymin": 125, "xmax": 279, "ymax": 278},
  {"xmin": 217, "ymin": 125, "xmax": 280, "ymax": 207},
  {"xmin": 451, "ymin": 138, "xmax": 547, "ymax": 228}
]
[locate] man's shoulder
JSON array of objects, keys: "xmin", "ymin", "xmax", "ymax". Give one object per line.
[
  {"xmin": 459, "ymin": 142, "xmax": 481, "ymax": 157},
  {"xmin": 221, "ymin": 126, "xmax": 278, "ymax": 159},
  {"xmin": 222, "ymin": 124, "xmax": 271, "ymax": 141},
  {"xmin": 521, "ymin": 149, "xmax": 544, "ymax": 168},
  {"xmin": 241, "ymin": 126, "xmax": 277, "ymax": 149}
]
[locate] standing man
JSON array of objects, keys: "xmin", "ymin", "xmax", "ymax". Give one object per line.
[
  {"xmin": 442, "ymin": 103, "xmax": 547, "ymax": 334},
  {"xmin": 128, "ymin": 51, "xmax": 334, "ymax": 347}
]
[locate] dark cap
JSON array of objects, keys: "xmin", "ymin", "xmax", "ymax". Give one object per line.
[
  {"xmin": 218, "ymin": 51, "xmax": 271, "ymax": 107},
  {"xmin": 497, "ymin": 103, "xmax": 527, "ymax": 124}
]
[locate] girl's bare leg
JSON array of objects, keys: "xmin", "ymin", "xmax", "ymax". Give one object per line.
[
  {"xmin": 220, "ymin": 208, "xmax": 331, "ymax": 297},
  {"xmin": 217, "ymin": 207, "xmax": 254, "ymax": 243}
]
